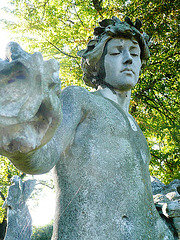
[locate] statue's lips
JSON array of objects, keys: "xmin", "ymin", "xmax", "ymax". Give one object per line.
[{"xmin": 121, "ymin": 68, "xmax": 134, "ymax": 74}]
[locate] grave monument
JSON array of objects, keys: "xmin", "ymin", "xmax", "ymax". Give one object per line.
[{"xmin": 0, "ymin": 16, "xmax": 178, "ymax": 239}]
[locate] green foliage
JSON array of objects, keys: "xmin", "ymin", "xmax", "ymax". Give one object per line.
[
  {"xmin": 32, "ymin": 222, "xmax": 53, "ymax": 240},
  {"xmin": 0, "ymin": 0, "xmax": 179, "ymax": 184},
  {"xmin": 0, "ymin": 155, "xmax": 23, "ymax": 223},
  {"xmin": 125, "ymin": 0, "xmax": 180, "ymax": 184}
]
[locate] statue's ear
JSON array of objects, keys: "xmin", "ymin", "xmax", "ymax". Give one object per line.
[{"xmin": 22, "ymin": 179, "xmax": 36, "ymax": 201}]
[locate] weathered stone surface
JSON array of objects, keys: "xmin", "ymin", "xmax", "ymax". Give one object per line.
[
  {"xmin": 173, "ymin": 217, "xmax": 180, "ymax": 239},
  {"xmin": 50, "ymin": 86, "xmax": 175, "ymax": 240},
  {"xmin": 151, "ymin": 176, "xmax": 166, "ymax": 195},
  {"xmin": 3, "ymin": 176, "xmax": 36, "ymax": 240},
  {"xmin": 0, "ymin": 17, "xmax": 177, "ymax": 239},
  {"xmin": 151, "ymin": 177, "xmax": 180, "ymax": 239}
]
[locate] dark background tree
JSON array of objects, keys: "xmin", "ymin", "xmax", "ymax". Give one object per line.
[{"xmin": 0, "ymin": 0, "xmax": 179, "ymax": 184}]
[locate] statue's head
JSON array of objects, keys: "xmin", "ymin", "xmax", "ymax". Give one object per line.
[{"xmin": 78, "ymin": 16, "xmax": 150, "ymax": 89}]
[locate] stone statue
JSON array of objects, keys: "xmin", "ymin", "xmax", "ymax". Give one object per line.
[
  {"xmin": 2, "ymin": 176, "xmax": 36, "ymax": 240},
  {"xmin": 0, "ymin": 16, "xmax": 178, "ymax": 239}
]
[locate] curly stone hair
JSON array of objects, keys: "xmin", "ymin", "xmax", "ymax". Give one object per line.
[{"xmin": 77, "ymin": 16, "xmax": 150, "ymax": 88}]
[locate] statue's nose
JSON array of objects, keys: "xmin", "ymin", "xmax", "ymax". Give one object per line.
[{"xmin": 123, "ymin": 50, "xmax": 133, "ymax": 64}]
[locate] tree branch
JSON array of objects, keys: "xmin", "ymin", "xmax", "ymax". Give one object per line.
[
  {"xmin": 150, "ymin": 153, "xmax": 166, "ymax": 172},
  {"xmin": 47, "ymin": 40, "xmax": 78, "ymax": 59},
  {"xmin": 0, "ymin": 191, "xmax": 5, "ymax": 201},
  {"xmin": 41, "ymin": 0, "xmax": 50, "ymax": 21},
  {"xmin": 154, "ymin": 94, "xmax": 176, "ymax": 120},
  {"xmin": 73, "ymin": 3, "xmax": 85, "ymax": 28},
  {"xmin": 139, "ymin": 93, "xmax": 175, "ymax": 124}
]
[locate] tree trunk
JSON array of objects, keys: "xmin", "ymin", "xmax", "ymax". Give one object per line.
[{"xmin": 0, "ymin": 218, "xmax": 7, "ymax": 240}]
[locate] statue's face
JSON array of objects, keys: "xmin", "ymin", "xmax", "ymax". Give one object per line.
[{"xmin": 104, "ymin": 38, "xmax": 141, "ymax": 91}]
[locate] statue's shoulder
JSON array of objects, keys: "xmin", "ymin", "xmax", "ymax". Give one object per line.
[{"xmin": 61, "ymin": 85, "xmax": 92, "ymax": 104}]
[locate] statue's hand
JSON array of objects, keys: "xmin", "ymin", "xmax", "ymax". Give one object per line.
[{"xmin": 0, "ymin": 42, "xmax": 62, "ymax": 158}]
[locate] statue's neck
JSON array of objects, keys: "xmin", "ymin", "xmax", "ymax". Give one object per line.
[{"xmin": 97, "ymin": 87, "xmax": 131, "ymax": 113}]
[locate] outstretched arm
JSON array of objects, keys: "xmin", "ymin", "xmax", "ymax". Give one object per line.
[
  {"xmin": 0, "ymin": 42, "xmax": 86, "ymax": 174},
  {"xmin": 8, "ymin": 86, "xmax": 85, "ymax": 174}
]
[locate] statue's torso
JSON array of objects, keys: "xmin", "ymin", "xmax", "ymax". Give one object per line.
[{"xmin": 53, "ymin": 87, "xmax": 174, "ymax": 240}]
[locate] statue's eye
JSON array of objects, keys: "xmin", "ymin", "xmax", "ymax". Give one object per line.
[
  {"xmin": 110, "ymin": 52, "xmax": 120, "ymax": 56},
  {"xmin": 109, "ymin": 48, "xmax": 122, "ymax": 56},
  {"xmin": 131, "ymin": 53, "xmax": 138, "ymax": 57}
]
